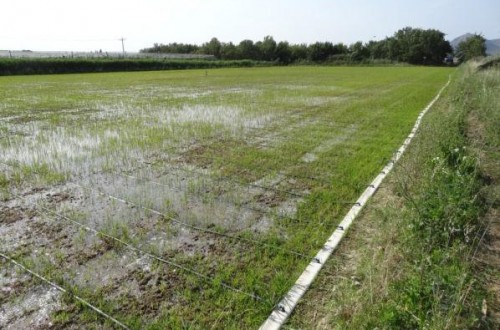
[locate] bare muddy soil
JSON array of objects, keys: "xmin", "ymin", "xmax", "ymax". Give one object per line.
[
  {"xmin": 0, "ymin": 154, "xmax": 310, "ymax": 328},
  {"xmin": 0, "ymin": 96, "xmax": 326, "ymax": 326}
]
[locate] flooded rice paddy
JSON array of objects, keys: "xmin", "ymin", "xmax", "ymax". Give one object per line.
[{"xmin": 0, "ymin": 66, "xmax": 452, "ymax": 328}]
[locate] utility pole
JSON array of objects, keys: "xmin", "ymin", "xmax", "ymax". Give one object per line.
[{"xmin": 119, "ymin": 37, "xmax": 126, "ymax": 57}]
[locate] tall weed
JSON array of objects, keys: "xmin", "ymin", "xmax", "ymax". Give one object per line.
[{"xmin": 388, "ymin": 62, "xmax": 495, "ymax": 328}]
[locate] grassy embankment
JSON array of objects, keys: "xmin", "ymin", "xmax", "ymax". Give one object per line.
[
  {"xmin": 0, "ymin": 66, "xmax": 453, "ymax": 328},
  {"xmin": 287, "ymin": 59, "xmax": 499, "ymax": 329}
]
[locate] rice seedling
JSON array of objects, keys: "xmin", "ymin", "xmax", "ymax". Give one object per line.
[{"xmin": 0, "ymin": 66, "xmax": 453, "ymax": 328}]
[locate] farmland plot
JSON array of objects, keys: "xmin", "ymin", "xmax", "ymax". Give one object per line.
[{"xmin": 0, "ymin": 66, "xmax": 452, "ymax": 328}]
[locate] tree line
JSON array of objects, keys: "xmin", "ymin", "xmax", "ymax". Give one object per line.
[{"xmin": 141, "ymin": 27, "xmax": 458, "ymax": 65}]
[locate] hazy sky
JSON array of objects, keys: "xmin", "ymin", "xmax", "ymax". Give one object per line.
[{"xmin": 2, "ymin": 0, "xmax": 499, "ymax": 52}]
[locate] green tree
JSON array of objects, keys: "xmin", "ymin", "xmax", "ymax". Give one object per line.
[
  {"xmin": 220, "ymin": 42, "xmax": 239, "ymax": 60},
  {"xmin": 308, "ymin": 42, "xmax": 334, "ymax": 62},
  {"xmin": 391, "ymin": 27, "xmax": 451, "ymax": 65},
  {"xmin": 394, "ymin": 27, "xmax": 420, "ymax": 62},
  {"xmin": 258, "ymin": 36, "xmax": 277, "ymax": 61},
  {"xmin": 141, "ymin": 42, "xmax": 199, "ymax": 54},
  {"xmin": 420, "ymin": 29, "xmax": 452, "ymax": 64},
  {"xmin": 332, "ymin": 43, "xmax": 349, "ymax": 55},
  {"xmin": 275, "ymin": 41, "xmax": 292, "ymax": 64},
  {"xmin": 366, "ymin": 40, "xmax": 389, "ymax": 60},
  {"xmin": 385, "ymin": 37, "xmax": 401, "ymax": 62},
  {"xmin": 238, "ymin": 39, "xmax": 258, "ymax": 60},
  {"xmin": 456, "ymin": 34, "xmax": 487, "ymax": 61},
  {"xmin": 349, "ymin": 41, "xmax": 369, "ymax": 61},
  {"xmin": 202, "ymin": 37, "xmax": 222, "ymax": 58},
  {"xmin": 289, "ymin": 44, "xmax": 308, "ymax": 62}
]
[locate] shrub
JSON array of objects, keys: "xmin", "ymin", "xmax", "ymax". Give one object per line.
[{"xmin": 0, "ymin": 58, "xmax": 262, "ymax": 75}]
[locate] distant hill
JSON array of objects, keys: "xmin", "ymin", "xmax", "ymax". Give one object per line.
[
  {"xmin": 485, "ymin": 39, "xmax": 500, "ymax": 55},
  {"xmin": 450, "ymin": 33, "xmax": 500, "ymax": 55},
  {"xmin": 450, "ymin": 33, "xmax": 474, "ymax": 49}
]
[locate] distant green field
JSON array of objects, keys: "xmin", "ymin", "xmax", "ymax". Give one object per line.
[{"xmin": 0, "ymin": 66, "xmax": 452, "ymax": 328}]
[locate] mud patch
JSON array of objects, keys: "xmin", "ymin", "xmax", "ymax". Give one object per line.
[
  {"xmin": 110, "ymin": 266, "xmax": 185, "ymax": 317},
  {"xmin": 0, "ymin": 286, "xmax": 62, "ymax": 329},
  {"xmin": 0, "ymin": 263, "xmax": 32, "ymax": 304},
  {"xmin": 0, "ymin": 206, "xmax": 27, "ymax": 224},
  {"xmin": 71, "ymin": 250, "xmax": 147, "ymax": 292},
  {"xmin": 177, "ymin": 143, "xmax": 214, "ymax": 168},
  {"xmin": 45, "ymin": 192, "xmax": 73, "ymax": 204},
  {"xmin": 255, "ymin": 191, "xmax": 287, "ymax": 208}
]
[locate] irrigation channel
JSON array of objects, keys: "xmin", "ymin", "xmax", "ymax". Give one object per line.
[{"xmin": 0, "ymin": 67, "xmax": 452, "ymax": 328}]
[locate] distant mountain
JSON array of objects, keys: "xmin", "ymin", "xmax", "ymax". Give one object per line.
[
  {"xmin": 450, "ymin": 33, "xmax": 474, "ymax": 49},
  {"xmin": 450, "ymin": 33, "xmax": 500, "ymax": 55},
  {"xmin": 485, "ymin": 39, "xmax": 500, "ymax": 55}
]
